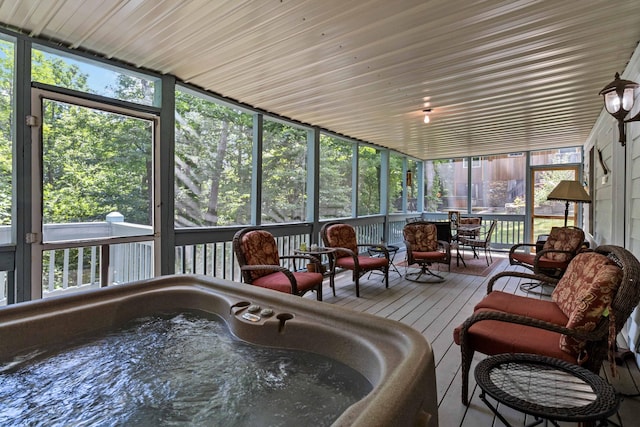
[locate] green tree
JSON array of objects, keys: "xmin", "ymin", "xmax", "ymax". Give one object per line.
[{"xmin": 0, "ymin": 42, "xmax": 14, "ymax": 225}]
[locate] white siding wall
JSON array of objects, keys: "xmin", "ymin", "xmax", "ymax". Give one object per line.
[{"xmin": 585, "ymin": 42, "xmax": 640, "ymax": 364}]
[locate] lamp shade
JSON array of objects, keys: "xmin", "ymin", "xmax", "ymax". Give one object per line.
[{"xmin": 546, "ymin": 180, "xmax": 592, "ymax": 203}]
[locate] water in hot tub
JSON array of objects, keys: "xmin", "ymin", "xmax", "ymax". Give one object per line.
[{"xmin": 0, "ymin": 312, "xmax": 372, "ymax": 426}]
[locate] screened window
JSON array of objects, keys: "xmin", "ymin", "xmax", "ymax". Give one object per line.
[
  {"xmin": 407, "ymin": 159, "xmax": 419, "ymax": 212},
  {"xmin": 174, "ymin": 88, "xmax": 253, "ymax": 227},
  {"xmin": 389, "ymin": 153, "xmax": 404, "ymax": 213},
  {"xmin": 471, "ymin": 154, "xmax": 526, "ymax": 214},
  {"xmin": 319, "ymin": 134, "xmax": 353, "ymax": 219},
  {"xmin": 424, "ymin": 159, "xmax": 467, "ymax": 213},
  {"xmin": 41, "ymin": 98, "xmax": 154, "ymax": 241},
  {"xmin": 32, "ymin": 46, "xmax": 159, "ymax": 106},
  {"xmin": 357, "ymin": 146, "xmax": 381, "ymax": 216},
  {"xmin": 261, "ymin": 119, "xmax": 308, "ymax": 224},
  {"xmin": 531, "ymin": 147, "xmax": 581, "ymax": 165},
  {"xmin": 0, "ymin": 36, "xmax": 13, "ymax": 244}
]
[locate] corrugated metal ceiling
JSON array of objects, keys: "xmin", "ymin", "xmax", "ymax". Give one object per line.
[{"xmin": 2, "ymin": 0, "xmax": 640, "ymax": 160}]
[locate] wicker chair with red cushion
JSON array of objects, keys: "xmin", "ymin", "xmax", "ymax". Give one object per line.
[
  {"xmin": 320, "ymin": 221, "xmax": 389, "ymax": 297},
  {"xmin": 509, "ymin": 226, "xmax": 585, "ymax": 278},
  {"xmin": 402, "ymin": 221, "xmax": 451, "ymax": 283},
  {"xmin": 453, "ymin": 245, "xmax": 640, "ymax": 405},
  {"xmin": 233, "ymin": 227, "xmax": 324, "ymax": 300}
]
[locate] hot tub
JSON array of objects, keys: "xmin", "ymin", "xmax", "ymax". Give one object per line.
[{"xmin": 0, "ymin": 275, "xmax": 438, "ymax": 426}]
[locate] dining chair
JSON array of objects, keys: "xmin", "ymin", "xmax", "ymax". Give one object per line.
[{"xmin": 458, "ymin": 220, "xmax": 497, "ymax": 266}]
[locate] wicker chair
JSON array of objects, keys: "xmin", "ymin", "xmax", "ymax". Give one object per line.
[
  {"xmin": 510, "ymin": 226, "xmax": 586, "ymax": 294},
  {"xmin": 509, "ymin": 226, "xmax": 585, "ymax": 277},
  {"xmin": 320, "ymin": 221, "xmax": 389, "ymax": 297},
  {"xmin": 453, "ymin": 245, "xmax": 640, "ymax": 405},
  {"xmin": 403, "ymin": 221, "xmax": 451, "ymax": 283},
  {"xmin": 233, "ymin": 227, "xmax": 324, "ymax": 300}
]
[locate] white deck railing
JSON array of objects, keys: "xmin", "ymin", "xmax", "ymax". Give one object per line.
[{"xmin": 0, "ymin": 213, "xmax": 527, "ymax": 304}]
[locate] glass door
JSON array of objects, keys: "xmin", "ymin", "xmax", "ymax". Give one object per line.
[
  {"xmin": 529, "ymin": 166, "xmax": 579, "ymax": 242},
  {"xmin": 30, "ymin": 88, "xmax": 160, "ymax": 298}
]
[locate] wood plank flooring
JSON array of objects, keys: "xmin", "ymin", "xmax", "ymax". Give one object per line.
[{"xmin": 313, "ymin": 252, "xmax": 640, "ymax": 426}]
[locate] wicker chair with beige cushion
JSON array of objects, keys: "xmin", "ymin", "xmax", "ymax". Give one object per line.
[
  {"xmin": 453, "ymin": 245, "xmax": 640, "ymax": 405},
  {"xmin": 320, "ymin": 221, "xmax": 389, "ymax": 297},
  {"xmin": 233, "ymin": 227, "xmax": 324, "ymax": 300}
]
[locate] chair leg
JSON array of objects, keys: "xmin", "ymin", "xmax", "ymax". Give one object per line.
[
  {"xmin": 405, "ymin": 263, "xmax": 445, "ymax": 283},
  {"xmin": 461, "ymin": 347, "xmax": 475, "ymax": 406},
  {"xmin": 316, "ymin": 284, "xmax": 322, "ymax": 301},
  {"xmin": 355, "ymin": 274, "xmax": 360, "ymax": 297},
  {"xmin": 384, "ymin": 266, "xmax": 389, "ymax": 288}
]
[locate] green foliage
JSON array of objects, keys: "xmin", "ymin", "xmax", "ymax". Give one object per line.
[
  {"xmin": 425, "ymin": 160, "xmax": 445, "ymax": 212},
  {"xmin": 534, "ymin": 169, "xmax": 574, "ymax": 207},
  {"xmin": 319, "ymin": 135, "xmax": 353, "ymax": 218},
  {"xmin": 174, "ymin": 90, "xmax": 253, "ymax": 226},
  {"xmin": 0, "ymin": 43, "xmax": 14, "ymax": 225},
  {"xmin": 357, "ymin": 146, "xmax": 381, "ymax": 216}
]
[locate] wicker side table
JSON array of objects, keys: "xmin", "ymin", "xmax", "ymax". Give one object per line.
[{"xmin": 474, "ymin": 353, "xmax": 619, "ymax": 427}]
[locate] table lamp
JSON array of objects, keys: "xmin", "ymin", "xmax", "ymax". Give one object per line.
[{"xmin": 546, "ymin": 180, "xmax": 592, "ymax": 226}]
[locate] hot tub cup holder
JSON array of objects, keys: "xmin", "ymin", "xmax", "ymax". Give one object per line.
[
  {"xmin": 230, "ymin": 301, "xmax": 251, "ymax": 315},
  {"xmin": 277, "ymin": 312, "xmax": 294, "ymax": 333}
]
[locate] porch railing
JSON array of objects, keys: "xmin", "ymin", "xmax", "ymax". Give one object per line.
[{"xmin": 0, "ymin": 213, "xmax": 527, "ymax": 303}]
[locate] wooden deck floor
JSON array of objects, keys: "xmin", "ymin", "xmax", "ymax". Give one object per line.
[{"xmin": 314, "ymin": 252, "xmax": 640, "ymax": 426}]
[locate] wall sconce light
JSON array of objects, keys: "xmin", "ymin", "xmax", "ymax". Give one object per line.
[
  {"xmin": 423, "ymin": 109, "xmax": 431, "ymax": 124},
  {"xmin": 599, "ymin": 72, "xmax": 640, "ymax": 146}
]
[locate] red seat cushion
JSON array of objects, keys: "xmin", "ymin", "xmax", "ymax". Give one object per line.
[
  {"xmin": 252, "ymin": 271, "xmax": 323, "ymax": 294},
  {"xmin": 474, "ymin": 291, "xmax": 568, "ymax": 325},
  {"xmin": 453, "ymin": 309, "xmax": 576, "ymax": 364},
  {"xmin": 411, "ymin": 251, "xmax": 448, "ymax": 263}
]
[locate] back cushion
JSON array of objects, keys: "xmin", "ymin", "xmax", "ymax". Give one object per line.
[
  {"xmin": 551, "ymin": 252, "xmax": 623, "ymax": 355},
  {"xmin": 326, "ymin": 224, "xmax": 358, "ymax": 257},
  {"xmin": 542, "ymin": 227, "xmax": 585, "ymax": 262},
  {"xmin": 241, "ymin": 230, "xmax": 280, "ymax": 280},
  {"xmin": 404, "ymin": 223, "xmax": 438, "ymax": 252}
]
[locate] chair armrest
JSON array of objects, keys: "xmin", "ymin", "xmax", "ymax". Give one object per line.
[
  {"xmin": 487, "ymin": 270, "xmax": 560, "ymax": 293},
  {"xmin": 241, "ymin": 264, "xmax": 288, "ymax": 273},
  {"xmin": 509, "ymin": 243, "xmax": 537, "ymax": 256},
  {"xmin": 535, "ymin": 248, "xmax": 576, "ymax": 261}
]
